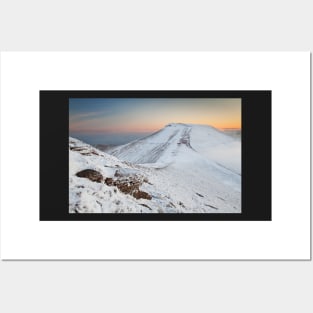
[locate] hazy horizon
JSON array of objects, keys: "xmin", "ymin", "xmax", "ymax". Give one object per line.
[
  {"xmin": 70, "ymin": 131, "xmax": 154, "ymax": 146},
  {"xmin": 69, "ymin": 98, "xmax": 241, "ymax": 145},
  {"xmin": 70, "ymin": 125, "xmax": 241, "ymax": 146}
]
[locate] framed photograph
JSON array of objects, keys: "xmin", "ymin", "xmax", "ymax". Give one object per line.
[
  {"xmin": 1, "ymin": 52, "xmax": 310, "ymax": 260},
  {"xmin": 40, "ymin": 90, "xmax": 271, "ymax": 221}
]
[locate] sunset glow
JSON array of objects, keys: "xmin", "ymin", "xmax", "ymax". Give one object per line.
[{"xmin": 69, "ymin": 98, "xmax": 241, "ymax": 136}]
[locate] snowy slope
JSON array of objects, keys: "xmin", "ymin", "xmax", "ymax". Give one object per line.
[
  {"xmin": 69, "ymin": 124, "xmax": 241, "ymax": 214},
  {"xmin": 108, "ymin": 123, "xmax": 240, "ymax": 172},
  {"xmin": 69, "ymin": 137, "xmax": 162, "ymax": 213}
]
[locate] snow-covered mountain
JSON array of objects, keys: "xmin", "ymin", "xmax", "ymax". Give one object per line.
[{"xmin": 69, "ymin": 123, "xmax": 241, "ymax": 213}]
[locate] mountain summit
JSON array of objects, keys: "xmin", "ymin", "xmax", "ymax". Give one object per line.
[
  {"xmin": 69, "ymin": 124, "xmax": 241, "ymax": 214},
  {"xmin": 108, "ymin": 123, "xmax": 240, "ymax": 173}
]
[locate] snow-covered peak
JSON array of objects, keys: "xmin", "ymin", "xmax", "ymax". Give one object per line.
[
  {"xmin": 108, "ymin": 123, "xmax": 240, "ymax": 172},
  {"xmin": 69, "ymin": 126, "xmax": 241, "ymax": 214},
  {"xmin": 165, "ymin": 122, "xmax": 215, "ymax": 129},
  {"xmin": 165, "ymin": 122, "xmax": 187, "ymax": 127}
]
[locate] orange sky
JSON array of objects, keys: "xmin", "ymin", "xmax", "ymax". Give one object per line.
[{"xmin": 69, "ymin": 98, "xmax": 241, "ymax": 134}]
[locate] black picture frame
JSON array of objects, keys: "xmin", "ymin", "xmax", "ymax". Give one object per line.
[{"xmin": 40, "ymin": 90, "xmax": 271, "ymax": 221}]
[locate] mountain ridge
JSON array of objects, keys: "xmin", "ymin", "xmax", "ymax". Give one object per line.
[
  {"xmin": 107, "ymin": 123, "xmax": 240, "ymax": 172},
  {"xmin": 69, "ymin": 123, "xmax": 241, "ymax": 214}
]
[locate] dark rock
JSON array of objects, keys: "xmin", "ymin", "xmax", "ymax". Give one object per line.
[
  {"xmin": 105, "ymin": 177, "xmax": 114, "ymax": 186},
  {"xmin": 104, "ymin": 175, "xmax": 152, "ymax": 200},
  {"xmin": 178, "ymin": 201, "xmax": 186, "ymax": 208},
  {"xmin": 133, "ymin": 190, "xmax": 152, "ymax": 200},
  {"xmin": 196, "ymin": 192, "xmax": 204, "ymax": 197},
  {"xmin": 76, "ymin": 169, "xmax": 103, "ymax": 183},
  {"xmin": 204, "ymin": 204, "xmax": 219, "ymax": 210},
  {"xmin": 140, "ymin": 203, "xmax": 152, "ymax": 210},
  {"xmin": 114, "ymin": 171, "xmax": 122, "ymax": 177}
]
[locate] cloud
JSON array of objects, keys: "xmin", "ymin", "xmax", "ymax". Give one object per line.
[{"xmin": 69, "ymin": 111, "xmax": 101, "ymax": 123}]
